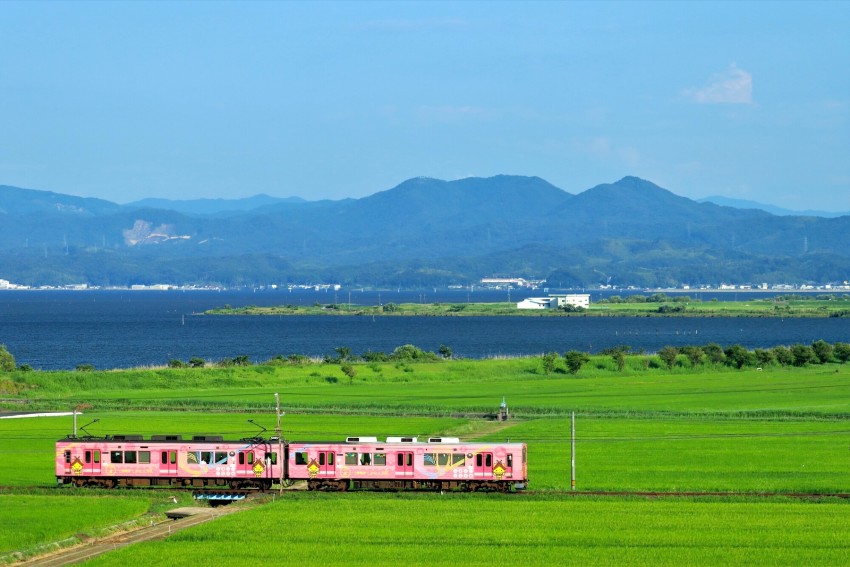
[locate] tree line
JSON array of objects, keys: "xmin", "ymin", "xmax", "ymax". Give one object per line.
[{"xmin": 1, "ymin": 340, "xmax": 848, "ymax": 375}]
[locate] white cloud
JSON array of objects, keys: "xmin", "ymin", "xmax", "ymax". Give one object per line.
[
  {"xmin": 579, "ymin": 137, "xmax": 641, "ymax": 167},
  {"xmin": 685, "ymin": 63, "xmax": 753, "ymax": 104}
]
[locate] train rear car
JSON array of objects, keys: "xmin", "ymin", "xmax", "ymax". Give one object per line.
[
  {"xmin": 287, "ymin": 436, "xmax": 527, "ymax": 492},
  {"xmin": 56, "ymin": 434, "xmax": 282, "ymax": 489}
]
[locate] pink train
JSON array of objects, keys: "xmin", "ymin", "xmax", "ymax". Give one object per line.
[{"xmin": 56, "ymin": 434, "xmax": 528, "ymax": 492}]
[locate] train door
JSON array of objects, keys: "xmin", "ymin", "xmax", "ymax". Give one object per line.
[
  {"xmin": 83, "ymin": 449, "xmax": 101, "ymax": 475},
  {"xmin": 395, "ymin": 451, "xmax": 414, "ymax": 477},
  {"xmin": 318, "ymin": 451, "xmax": 335, "ymax": 476},
  {"xmin": 159, "ymin": 449, "xmax": 178, "ymax": 476},
  {"xmin": 474, "ymin": 452, "xmax": 493, "ymax": 478},
  {"xmin": 237, "ymin": 450, "xmax": 255, "ymax": 476}
]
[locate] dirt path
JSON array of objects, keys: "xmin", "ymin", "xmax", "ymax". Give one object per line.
[{"xmin": 22, "ymin": 504, "xmax": 250, "ymax": 566}]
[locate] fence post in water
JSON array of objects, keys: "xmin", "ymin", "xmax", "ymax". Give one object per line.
[{"xmin": 571, "ymin": 411, "xmax": 576, "ymax": 491}]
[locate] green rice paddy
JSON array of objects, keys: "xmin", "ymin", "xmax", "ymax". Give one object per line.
[{"xmin": 1, "ymin": 356, "xmax": 849, "ymax": 564}]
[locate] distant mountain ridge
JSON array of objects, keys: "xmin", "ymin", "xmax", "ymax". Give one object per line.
[
  {"xmin": 698, "ymin": 195, "xmax": 847, "ymax": 218},
  {"xmin": 126, "ymin": 194, "xmax": 306, "ymax": 215},
  {"xmin": 0, "ymin": 176, "xmax": 847, "ymax": 288}
]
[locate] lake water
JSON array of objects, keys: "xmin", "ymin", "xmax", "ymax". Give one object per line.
[{"xmin": 0, "ymin": 289, "xmax": 847, "ymax": 370}]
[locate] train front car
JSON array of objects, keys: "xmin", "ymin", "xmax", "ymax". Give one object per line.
[
  {"xmin": 287, "ymin": 436, "xmax": 528, "ymax": 492},
  {"xmin": 55, "ymin": 434, "xmax": 283, "ymax": 490}
]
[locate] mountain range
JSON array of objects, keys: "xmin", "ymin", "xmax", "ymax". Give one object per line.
[{"xmin": 0, "ymin": 176, "xmax": 847, "ymax": 288}]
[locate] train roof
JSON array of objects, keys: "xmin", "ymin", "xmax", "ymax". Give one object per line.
[{"xmin": 57, "ymin": 434, "xmax": 278, "ymax": 443}]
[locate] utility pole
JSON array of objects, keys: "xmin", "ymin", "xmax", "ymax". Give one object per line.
[
  {"xmin": 275, "ymin": 393, "xmax": 283, "ymax": 495},
  {"xmin": 571, "ymin": 411, "xmax": 576, "ymax": 491}
]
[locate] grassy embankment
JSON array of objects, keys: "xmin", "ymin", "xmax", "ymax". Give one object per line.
[
  {"xmin": 2, "ymin": 356, "xmax": 849, "ymax": 563},
  {"xmin": 205, "ymin": 296, "xmax": 850, "ymax": 317}
]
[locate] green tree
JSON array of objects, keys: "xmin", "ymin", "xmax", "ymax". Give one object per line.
[
  {"xmin": 189, "ymin": 357, "xmax": 206, "ymax": 368},
  {"xmin": 724, "ymin": 344, "xmax": 752, "ymax": 369},
  {"xmin": 658, "ymin": 346, "xmax": 679, "ymax": 369},
  {"xmin": 753, "ymin": 349, "xmax": 776, "ymax": 367},
  {"xmin": 564, "ymin": 350, "xmax": 589, "ymax": 375},
  {"xmin": 341, "ymin": 363, "xmax": 357, "ymax": 383},
  {"xmin": 703, "ymin": 343, "xmax": 726, "ymax": 364},
  {"xmin": 541, "ymin": 352, "xmax": 559, "ymax": 374},
  {"xmin": 0, "ymin": 344, "xmax": 15, "ymax": 372},
  {"xmin": 811, "ymin": 340, "xmax": 833, "ymax": 364},
  {"xmin": 438, "ymin": 344, "xmax": 453, "ymax": 359},
  {"xmin": 612, "ymin": 350, "xmax": 626, "ymax": 372},
  {"xmin": 772, "ymin": 346, "xmax": 793, "ymax": 366},
  {"xmin": 791, "ymin": 344, "xmax": 818, "ymax": 367},
  {"xmin": 679, "ymin": 346, "xmax": 704, "ymax": 367},
  {"xmin": 336, "ymin": 346, "xmax": 353, "ymax": 361},
  {"xmin": 834, "ymin": 342, "xmax": 850, "ymax": 364}
]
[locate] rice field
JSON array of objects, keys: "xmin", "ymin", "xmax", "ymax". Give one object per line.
[
  {"xmin": 0, "ymin": 494, "xmax": 150, "ymax": 559},
  {"xmin": 1, "ymin": 359, "xmax": 849, "ymax": 563},
  {"xmin": 83, "ymin": 494, "xmax": 850, "ymax": 566}
]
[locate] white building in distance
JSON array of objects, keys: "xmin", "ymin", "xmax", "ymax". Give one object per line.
[{"xmin": 517, "ymin": 294, "xmax": 590, "ymax": 310}]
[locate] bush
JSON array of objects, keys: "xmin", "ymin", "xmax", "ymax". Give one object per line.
[
  {"xmin": 361, "ymin": 351, "xmax": 387, "ymax": 362},
  {"xmin": 834, "ymin": 342, "xmax": 850, "ymax": 364},
  {"xmin": 168, "ymin": 359, "xmax": 186, "ymax": 368},
  {"xmin": 390, "ymin": 344, "xmax": 438, "ymax": 362},
  {"xmin": 811, "ymin": 340, "xmax": 834, "ymax": 364},
  {"xmin": 189, "ymin": 357, "xmax": 206, "ymax": 368},
  {"xmin": 658, "ymin": 346, "xmax": 679, "ymax": 369},
  {"xmin": 541, "ymin": 352, "xmax": 559, "ymax": 374},
  {"xmin": 75, "ymin": 364, "xmax": 95, "ymax": 372},
  {"xmin": 564, "ymin": 350, "xmax": 590, "ymax": 375},
  {"xmin": 0, "ymin": 345, "xmax": 15, "ymax": 372},
  {"xmin": 791, "ymin": 344, "xmax": 818, "ymax": 367}
]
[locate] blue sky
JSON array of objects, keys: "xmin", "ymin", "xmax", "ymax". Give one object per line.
[{"xmin": 1, "ymin": 1, "xmax": 848, "ymax": 212}]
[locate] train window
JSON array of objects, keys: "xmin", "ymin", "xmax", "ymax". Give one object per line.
[
  {"xmin": 397, "ymin": 453, "xmax": 403, "ymax": 467},
  {"xmin": 215, "ymin": 452, "xmax": 228, "ymax": 465},
  {"xmin": 199, "ymin": 451, "xmax": 213, "ymax": 464},
  {"xmin": 452, "ymin": 454, "xmax": 465, "ymax": 466},
  {"xmin": 373, "ymin": 453, "xmax": 386, "ymax": 466},
  {"xmin": 124, "ymin": 451, "xmax": 137, "ymax": 464},
  {"xmin": 265, "ymin": 452, "xmax": 278, "ymax": 465},
  {"xmin": 238, "ymin": 453, "xmax": 244, "ymax": 465},
  {"xmin": 94, "ymin": 450, "xmax": 100, "ymax": 464},
  {"xmin": 475, "ymin": 454, "xmax": 482, "ymax": 467},
  {"xmin": 359, "ymin": 453, "xmax": 371, "ymax": 466},
  {"xmin": 161, "ymin": 451, "xmax": 168, "ymax": 464},
  {"xmin": 295, "ymin": 452, "xmax": 308, "ymax": 465},
  {"xmin": 85, "ymin": 451, "xmax": 91, "ymax": 464},
  {"xmin": 247, "ymin": 452, "xmax": 254, "ymax": 464},
  {"xmin": 406, "ymin": 453, "xmax": 412, "ymax": 467},
  {"xmin": 327, "ymin": 453, "xmax": 334, "ymax": 465},
  {"xmin": 507, "ymin": 455, "xmax": 513, "ymax": 468},
  {"xmin": 64, "ymin": 450, "xmax": 71, "ymax": 464},
  {"xmin": 438, "ymin": 453, "xmax": 449, "ymax": 466},
  {"xmin": 345, "ymin": 452, "xmax": 358, "ymax": 465},
  {"xmin": 187, "ymin": 452, "xmax": 198, "ymax": 464},
  {"xmin": 111, "ymin": 451, "xmax": 123, "ymax": 464},
  {"xmin": 170, "ymin": 451, "xmax": 177, "ymax": 465},
  {"xmin": 423, "ymin": 453, "xmax": 436, "ymax": 466},
  {"xmin": 139, "ymin": 451, "xmax": 151, "ymax": 464},
  {"xmin": 485, "ymin": 454, "xmax": 492, "ymax": 467},
  {"xmin": 319, "ymin": 453, "xmax": 325, "ymax": 466}
]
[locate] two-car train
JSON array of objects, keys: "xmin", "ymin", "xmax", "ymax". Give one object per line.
[{"xmin": 56, "ymin": 434, "xmax": 528, "ymax": 492}]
